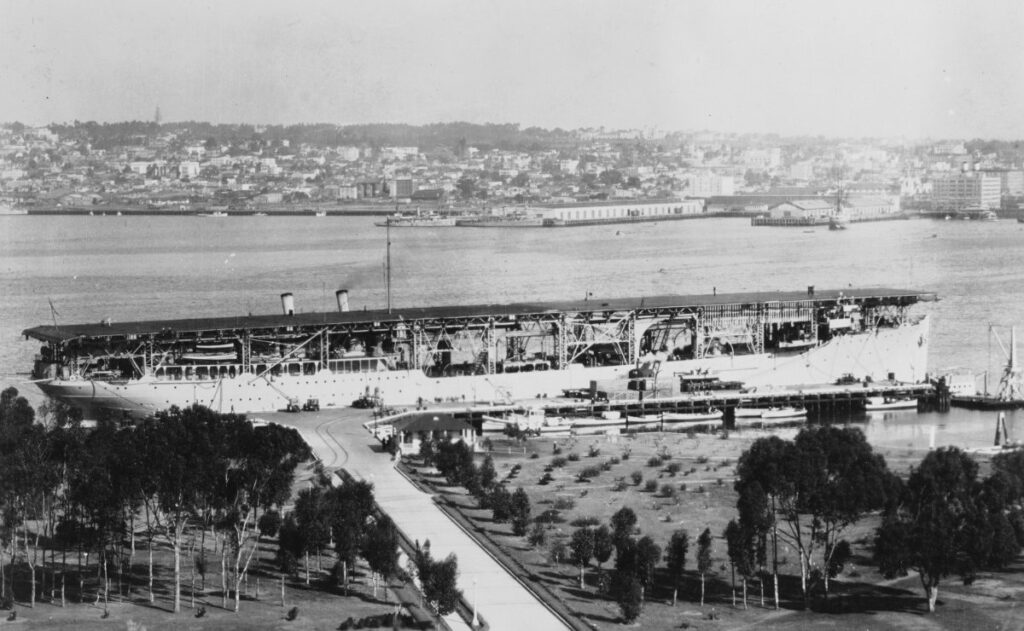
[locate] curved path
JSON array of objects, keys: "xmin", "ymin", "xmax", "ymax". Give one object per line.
[{"xmin": 268, "ymin": 409, "xmax": 571, "ymax": 631}]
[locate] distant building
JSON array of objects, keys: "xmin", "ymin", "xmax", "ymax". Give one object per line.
[
  {"xmin": 391, "ymin": 178, "xmax": 414, "ymax": 198},
  {"xmin": 931, "ymin": 171, "xmax": 1001, "ymax": 210},
  {"xmin": 767, "ymin": 199, "xmax": 834, "ymax": 221},
  {"xmin": 686, "ymin": 173, "xmax": 735, "ymax": 197}
]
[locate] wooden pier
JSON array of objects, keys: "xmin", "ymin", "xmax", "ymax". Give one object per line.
[{"xmin": 395, "ymin": 382, "xmax": 938, "ymax": 432}]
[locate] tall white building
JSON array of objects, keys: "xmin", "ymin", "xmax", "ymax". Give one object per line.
[{"xmin": 931, "ymin": 171, "xmax": 1001, "ymax": 210}]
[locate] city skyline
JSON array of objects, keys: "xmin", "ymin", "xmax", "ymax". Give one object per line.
[{"xmin": 2, "ymin": 0, "xmax": 1023, "ymax": 140}]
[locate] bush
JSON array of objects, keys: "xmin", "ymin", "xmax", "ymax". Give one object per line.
[
  {"xmin": 697, "ymin": 485, "xmax": 706, "ymax": 494},
  {"xmin": 551, "ymin": 456, "xmax": 568, "ymax": 468},
  {"xmin": 613, "ymin": 479, "xmax": 629, "ymax": 492},
  {"xmin": 679, "ymin": 483, "xmax": 687, "ymax": 492},
  {"xmin": 696, "ymin": 455, "xmax": 709, "ymax": 464},
  {"xmin": 258, "ymin": 510, "xmax": 282, "ymax": 537},
  {"xmin": 647, "ymin": 456, "xmax": 663, "ymax": 468},
  {"xmin": 630, "ymin": 470, "xmax": 643, "ymax": 486},
  {"xmin": 552, "ymin": 444, "xmax": 563, "ymax": 455},
  {"xmin": 579, "ymin": 465, "xmax": 602, "ymax": 480},
  {"xmin": 535, "ymin": 509, "xmax": 564, "ymax": 524},
  {"xmin": 716, "ymin": 478, "xmax": 725, "ymax": 486},
  {"xmin": 538, "ymin": 472, "xmax": 554, "ymax": 485},
  {"xmin": 530, "ymin": 452, "xmax": 539, "ymax": 459},
  {"xmin": 554, "ymin": 497, "xmax": 576, "ymax": 510},
  {"xmin": 570, "ymin": 516, "xmax": 601, "ymax": 527},
  {"xmin": 527, "ymin": 523, "xmax": 546, "ymax": 547},
  {"xmin": 621, "ymin": 450, "xmax": 630, "ymax": 461},
  {"xmin": 609, "ymin": 456, "xmax": 621, "ymax": 465},
  {"xmin": 644, "ymin": 479, "xmax": 658, "ymax": 492},
  {"xmin": 660, "ymin": 484, "xmax": 676, "ymax": 499},
  {"xmin": 666, "ymin": 462, "xmax": 682, "ymax": 476},
  {"xmin": 588, "ymin": 445, "xmax": 601, "ymax": 457},
  {"xmin": 567, "ymin": 452, "xmax": 580, "ymax": 462}
]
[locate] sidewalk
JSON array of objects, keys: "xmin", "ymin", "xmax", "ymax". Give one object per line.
[{"xmin": 268, "ymin": 409, "xmax": 571, "ymax": 631}]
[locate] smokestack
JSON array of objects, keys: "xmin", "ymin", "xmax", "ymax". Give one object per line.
[
  {"xmin": 336, "ymin": 289, "xmax": 350, "ymax": 313},
  {"xmin": 281, "ymin": 292, "xmax": 294, "ymax": 316},
  {"xmin": 961, "ymin": 161, "xmax": 969, "ymax": 173}
]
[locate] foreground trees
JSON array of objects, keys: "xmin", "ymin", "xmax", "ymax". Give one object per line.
[
  {"xmin": 875, "ymin": 446, "xmax": 1009, "ymax": 612},
  {"xmin": 735, "ymin": 426, "xmax": 897, "ymax": 606},
  {"xmin": 0, "ymin": 393, "xmax": 312, "ymax": 614}
]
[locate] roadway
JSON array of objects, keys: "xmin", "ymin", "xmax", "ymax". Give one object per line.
[{"xmin": 266, "ymin": 408, "xmax": 571, "ymax": 631}]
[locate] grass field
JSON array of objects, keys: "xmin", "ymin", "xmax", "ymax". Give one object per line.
[{"xmin": 408, "ymin": 426, "xmax": 1024, "ymax": 631}]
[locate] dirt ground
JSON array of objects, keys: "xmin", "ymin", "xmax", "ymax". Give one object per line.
[{"xmin": 413, "ymin": 425, "xmax": 1024, "ymax": 631}]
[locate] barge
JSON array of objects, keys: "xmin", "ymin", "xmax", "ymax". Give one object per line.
[{"xmin": 23, "ymin": 287, "xmax": 934, "ymax": 419}]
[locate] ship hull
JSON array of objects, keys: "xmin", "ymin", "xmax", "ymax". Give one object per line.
[{"xmin": 34, "ymin": 317, "xmax": 930, "ymax": 419}]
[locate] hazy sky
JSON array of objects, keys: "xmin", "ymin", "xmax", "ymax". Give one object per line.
[{"xmin": 2, "ymin": 0, "xmax": 1022, "ymax": 139}]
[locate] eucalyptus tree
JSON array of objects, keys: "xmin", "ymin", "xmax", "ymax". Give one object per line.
[
  {"xmin": 736, "ymin": 427, "xmax": 895, "ymax": 606},
  {"xmin": 696, "ymin": 528, "xmax": 713, "ymax": 606},
  {"xmin": 568, "ymin": 527, "xmax": 595, "ymax": 589},
  {"xmin": 664, "ymin": 528, "xmax": 689, "ymax": 606},
  {"xmin": 363, "ymin": 514, "xmax": 400, "ymax": 601},
  {"xmin": 875, "ymin": 446, "xmax": 993, "ymax": 612},
  {"xmin": 140, "ymin": 405, "xmax": 227, "ymax": 614}
]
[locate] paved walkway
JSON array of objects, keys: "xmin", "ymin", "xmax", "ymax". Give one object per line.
[{"xmin": 267, "ymin": 409, "xmax": 570, "ymax": 631}]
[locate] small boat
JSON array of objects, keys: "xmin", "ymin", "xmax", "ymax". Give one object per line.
[
  {"xmin": 180, "ymin": 352, "xmax": 237, "ymax": 363},
  {"xmin": 864, "ymin": 396, "xmax": 918, "ymax": 411},
  {"xmin": 482, "ymin": 408, "xmax": 571, "ymax": 436},
  {"xmin": 626, "ymin": 410, "xmax": 723, "ymax": 430},
  {"xmin": 734, "ymin": 406, "xmax": 764, "ymax": 418},
  {"xmin": 778, "ymin": 338, "xmax": 815, "ymax": 350},
  {"xmin": 760, "ymin": 406, "xmax": 807, "ymax": 420},
  {"xmin": 571, "ymin": 411, "xmax": 627, "ymax": 435},
  {"xmin": 200, "ymin": 211, "xmax": 228, "ymax": 217},
  {"xmin": 314, "ymin": 211, "xmax": 327, "ymax": 217}
]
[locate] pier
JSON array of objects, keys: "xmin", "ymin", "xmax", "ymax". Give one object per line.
[{"xmin": 371, "ymin": 382, "xmax": 938, "ymax": 433}]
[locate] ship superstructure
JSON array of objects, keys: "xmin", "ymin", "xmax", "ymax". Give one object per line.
[{"xmin": 23, "ymin": 288, "xmax": 934, "ymax": 419}]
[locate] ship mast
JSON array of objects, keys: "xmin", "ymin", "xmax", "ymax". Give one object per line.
[{"xmin": 386, "ymin": 216, "xmax": 392, "ymax": 313}]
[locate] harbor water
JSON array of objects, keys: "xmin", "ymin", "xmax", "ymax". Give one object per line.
[{"xmin": 3, "ymin": 214, "xmax": 1024, "ymax": 451}]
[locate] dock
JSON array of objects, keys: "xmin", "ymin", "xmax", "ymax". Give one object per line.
[{"xmin": 370, "ymin": 382, "xmax": 937, "ymax": 433}]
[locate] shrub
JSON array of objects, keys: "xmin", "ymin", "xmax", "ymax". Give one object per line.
[
  {"xmin": 696, "ymin": 455, "xmax": 709, "ymax": 464},
  {"xmin": 716, "ymin": 478, "xmax": 725, "ymax": 486},
  {"xmin": 551, "ymin": 456, "xmax": 568, "ymax": 468},
  {"xmin": 666, "ymin": 462, "xmax": 682, "ymax": 476},
  {"xmin": 660, "ymin": 484, "xmax": 676, "ymax": 499},
  {"xmin": 527, "ymin": 523, "xmax": 546, "ymax": 547},
  {"xmin": 570, "ymin": 516, "xmax": 601, "ymax": 527},
  {"xmin": 630, "ymin": 470, "xmax": 643, "ymax": 486},
  {"xmin": 613, "ymin": 479, "xmax": 629, "ymax": 492},
  {"xmin": 579, "ymin": 465, "xmax": 602, "ymax": 480},
  {"xmin": 601, "ymin": 460, "xmax": 613, "ymax": 471},
  {"xmin": 568, "ymin": 452, "xmax": 580, "ymax": 462},
  {"xmin": 621, "ymin": 451, "xmax": 631, "ymax": 461},
  {"xmin": 552, "ymin": 445, "xmax": 563, "ymax": 455},
  {"xmin": 588, "ymin": 445, "xmax": 601, "ymax": 457},
  {"xmin": 644, "ymin": 479, "xmax": 658, "ymax": 492},
  {"xmin": 646, "ymin": 456, "xmax": 663, "ymax": 468},
  {"xmin": 554, "ymin": 497, "xmax": 576, "ymax": 510},
  {"xmin": 530, "ymin": 452, "xmax": 539, "ymax": 459},
  {"xmin": 536, "ymin": 509, "xmax": 564, "ymax": 525},
  {"xmin": 538, "ymin": 473, "xmax": 554, "ymax": 485},
  {"xmin": 679, "ymin": 483, "xmax": 687, "ymax": 492},
  {"xmin": 609, "ymin": 456, "xmax": 621, "ymax": 465},
  {"xmin": 697, "ymin": 485, "xmax": 706, "ymax": 494}
]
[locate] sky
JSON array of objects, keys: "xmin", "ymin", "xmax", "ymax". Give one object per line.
[{"xmin": 2, "ymin": 0, "xmax": 1023, "ymax": 139}]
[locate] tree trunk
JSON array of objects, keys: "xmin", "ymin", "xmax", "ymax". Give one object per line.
[
  {"xmin": 61, "ymin": 571, "xmax": 65, "ymax": 607},
  {"xmin": 173, "ymin": 525, "xmax": 182, "ymax": 614},
  {"xmin": 579, "ymin": 565, "xmax": 585, "ymax": 590},
  {"xmin": 672, "ymin": 585, "xmax": 678, "ymax": 607},
  {"xmin": 280, "ymin": 575, "xmax": 285, "ymax": 608},
  {"xmin": 148, "ymin": 546, "xmax": 154, "ymax": 603},
  {"xmin": 26, "ymin": 523, "xmax": 37, "ymax": 608},
  {"xmin": 221, "ymin": 545, "xmax": 227, "ymax": 610},
  {"xmin": 742, "ymin": 576, "xmax": 748, "ymax": 609},
  {"xmin": 305, "ymin": 551, "xmax": 310, "ymax": 586},
  {"xmin": 731, "ymin": 564, "xmax": 736, "ymax": 607},
  {"xmin": 928, "ymin": 585, "xmax": 938, "ymax": 613},
  {"xmin": 700, "ymin": 574, "xmax": 705, "ymax": 606},
  {"xmin": 798, "ymin": 549, "xmax": 808, "ymax": 609}
]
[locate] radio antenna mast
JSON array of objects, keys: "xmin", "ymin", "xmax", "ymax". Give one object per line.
[{"xmin": 386, "ymin": 217, "xmax": 392, "ymax": 313}]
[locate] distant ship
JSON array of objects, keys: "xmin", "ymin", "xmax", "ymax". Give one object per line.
[
  {"xmin": 375, "ymin": 211, "xmax": 456, "ymax": 227},
  {"xmin": 0, "ymin": 203, "xmax": 27, "ymax": 215},
  {"xmin": 456, "ymin": 209, "xmax": 546, "ymax": 228}
]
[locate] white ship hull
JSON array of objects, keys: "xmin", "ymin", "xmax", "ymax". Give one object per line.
[{"xmin": 35, "ymin": 317, "xmax": 930, "ymax": 419}]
